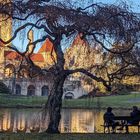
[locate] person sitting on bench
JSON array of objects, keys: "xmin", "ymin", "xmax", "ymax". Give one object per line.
[
  {"xmin": 104, "ymin": 107, "xmax": 119, "ymax": 133},
  {"xmin": 118, "ymin": 106, "xmax": 140, "ymax": 132},
  {"xmin": 130, "ymin": 106, "xmax": 140, "ymax": 124}
]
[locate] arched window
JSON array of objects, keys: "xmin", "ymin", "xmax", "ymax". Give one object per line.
[
  {"xmin": 16, "ymin": 84, "xmax": 21, "ymax": 95},
  {"xmin": 27, "ymin": 85, "xmax": 35, "ymax": 96},
  {"xmin": 41, "ymin": 85, "xmax": 49, "ymax": 96},
  {"xmin": 5, "ymin": 64, "xmax": 15, "ymax": 78},
  {"xmin": 64, "ymin": 92, "xmax": 74, "ymax": 99}
]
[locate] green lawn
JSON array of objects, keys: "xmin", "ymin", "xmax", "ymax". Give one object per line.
[
  {"xmin": 1, "ymin": 133, "xmax": 140, "ymax": 140},
  {"xmin": 0, "ymin": 92, "xmax": 140, "ymax": 109},
  {"xmin": 63, "ymin": 92, "xmax": 140, "ymax": 109},
  {"xmin": 0, "ymin": 93, "xmax": 47, "ymax": 107}
]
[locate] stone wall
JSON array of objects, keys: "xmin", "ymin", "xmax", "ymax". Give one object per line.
[
  {"xmin": 3, "ymin": 78, "xmax": 87, "ymax": 99},
  {"xmin": 4, "ymin": 78, "xmax": 50, "ymax": 96}
]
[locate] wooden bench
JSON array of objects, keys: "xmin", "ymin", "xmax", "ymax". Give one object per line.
[{"xmin": 102, "ymin": 116, "xmax": 140, "ymax": 133}]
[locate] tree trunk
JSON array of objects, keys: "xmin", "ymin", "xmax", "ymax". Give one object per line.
[
  {"xmin": 12, "ymin": 72, "xmax": 16, "ymax": 94},
  {"xmin": 46, "ymin": 74, "xmax": 65, "ymax": 133}
]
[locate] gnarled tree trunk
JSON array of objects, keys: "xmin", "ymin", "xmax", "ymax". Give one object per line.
[{"xmin": 46, "ymin": 73, "xmax": 66, "ymax": 133}]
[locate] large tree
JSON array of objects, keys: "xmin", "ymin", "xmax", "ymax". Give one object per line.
[{"xmin": 0, "ymin": 0, "xmax": 139, "ymax": 133}]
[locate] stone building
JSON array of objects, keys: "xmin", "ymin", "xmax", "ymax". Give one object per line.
[
  {"xmin": 0, "ymin": 3, "xmax": 102, "ymax": 98},
  {"xmin": 0, "ymin": 27, "xmax": 87, "ymax": 99},
  {"xmin": 0, "ymin": 0, "xmax": 103, "ymax": 98}
]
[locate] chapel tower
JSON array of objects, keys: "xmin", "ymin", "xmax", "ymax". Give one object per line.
[{"xmin": 0, "ymin": 0, "xmax": 12, "ymax": 79}]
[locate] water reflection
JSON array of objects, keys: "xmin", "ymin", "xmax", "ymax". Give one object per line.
[
  {"xmin": 60, "ymin": 109, "xmax": 102, "ymax": 133},
  {"xmin": 0, "ymin": 109, "xmax": 46, "ymax": 133},
  {"xmin": 0, "ymin": 108, "xmax": 132, "ymax": 133}
]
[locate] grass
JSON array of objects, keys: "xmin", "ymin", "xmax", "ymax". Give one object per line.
[
  {"xmin": 0, "ymin": 93, "xmax": 47, "ymax": 107},
  {"xmin": 0, "ymin": 92, "xmax": 140, "ymax": 109},
  {"xmin": 63, "ymin": 93, "xmax": 140, "ymax": 109},
  {"xmin": 1, "ymin": 133, "xmax": 140, "ymax": 140}
]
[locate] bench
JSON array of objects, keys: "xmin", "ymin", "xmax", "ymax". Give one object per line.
[
  {"xmin": 102, "ymin": 116, "xmax": 140, "ymax": 133},
  {"xmin": 102, "ymin": 123, "xmax": 140, "ymax": 133}
]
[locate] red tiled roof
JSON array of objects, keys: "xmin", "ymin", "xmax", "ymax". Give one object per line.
[
  {"xmin": 70, "ymin": 34, "xmax": 89, "ymax": 47},
  {"xmin": 31, "ymin": 54, "xmax": 44, "ymax": 62},
  {"xmin": 4, "ymin": 51, "xmax": 12, "ymax": 56},
  {"xmin": 5, "ymin": 51, "xmax": 22, "ymax": 60},
  {"xmin": 5, "ymin": 51, "xmax": 44, "ymax": 62},
  {"xmin": 38, "ymin": 38, "xmax": 53, "ymax": 53}
]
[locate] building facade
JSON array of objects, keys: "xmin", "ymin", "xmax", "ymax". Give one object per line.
[{"xmin": 0, "ymin": 28, "xmax": 87, "ymax": 99}]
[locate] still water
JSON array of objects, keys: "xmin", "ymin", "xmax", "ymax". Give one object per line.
[{"xmin": 0, "ymin": 108, "xmax": 132, "ymax": 133}]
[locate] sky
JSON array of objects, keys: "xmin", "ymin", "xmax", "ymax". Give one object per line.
[
  {"xmin": 70, "ymin": 0, "xmax": 140, "ymax": 13},
  {"xmin": 12, "ymin": 0, "xmax": 140, "ymax": 53},
  {"xmin": 92, "ymin": 0, "xmax": 139, "ymax": 12}
]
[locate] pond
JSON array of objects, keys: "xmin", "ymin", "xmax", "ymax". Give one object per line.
[{"xmin": 0, "ymin": 108, "xmax": 135, "ymax": 133}]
